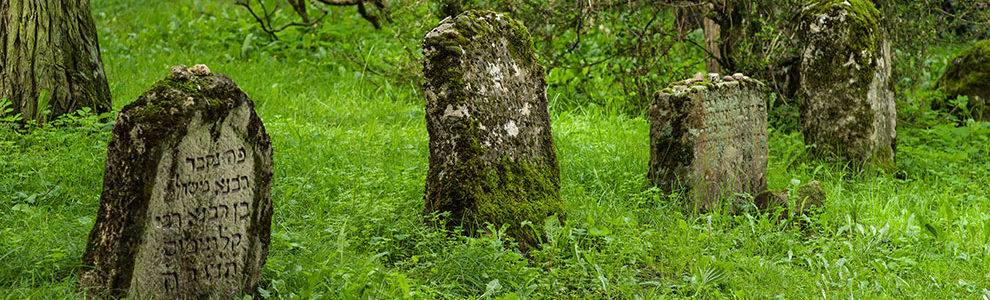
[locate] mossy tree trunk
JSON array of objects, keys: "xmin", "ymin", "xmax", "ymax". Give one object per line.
[{"xmin": 0, "ymin": 0, "xmax": 111, "ymax": 123}]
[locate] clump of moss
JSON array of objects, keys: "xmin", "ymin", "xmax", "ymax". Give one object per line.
[
  {"xmin": 427, "ymin": 154, "xmax": 562, "ymax": 248},
  {"xmin": 123, "ymin": 66, "xmax": 245, "ymax": 143}
]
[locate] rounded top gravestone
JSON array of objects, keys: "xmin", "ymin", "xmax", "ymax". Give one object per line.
[
  {"xmin": 797, "ymin": 0, "xmax": 896, "ymax": 170},
  {"xmin": 80, "ymin": 65, "xmax": 273, "ymax": 299},
  {"xmin": 422, "ymin": 11, "xmax": 564, "ymax": 248}
]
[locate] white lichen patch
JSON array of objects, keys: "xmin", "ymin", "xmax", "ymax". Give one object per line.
[
  {"xmin": 425, "ymin": 22, "xmax": 456, "ymax": 40},
  {"xmin": 520, "ymin": 103, "xmax": 531, "ymax": 116},
  {"xmin": 443, "ymin": 104, "xmax": 470, "ymax": 118},
  {"xmin": 504, "ymin": 120, "xmax": 519, "ymax": 137}
]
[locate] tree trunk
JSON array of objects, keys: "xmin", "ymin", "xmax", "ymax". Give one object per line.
[
  {"xmin": 703, "ymin": 2, "xmax": 722, "ymax": 73},
  {"xmin": 1, "ymin": 0, "xmax": 111, "ymax": 123}
]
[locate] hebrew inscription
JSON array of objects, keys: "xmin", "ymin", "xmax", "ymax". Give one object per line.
[
  {"xmin": 132, "ymin": 124, "xmax": 257, "ymax": 296},
  {"xmin": 696, "ymin": 101, "xmax": 765, "ymax": 145}
]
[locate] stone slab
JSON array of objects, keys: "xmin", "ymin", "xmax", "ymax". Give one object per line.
[
  {"xmin": 80, "ymin": 65, "xmax": 273, "ymax": 298},
  {"xmin": 649, "ymin": 73, "xmax": 768, "ymax": 210}
]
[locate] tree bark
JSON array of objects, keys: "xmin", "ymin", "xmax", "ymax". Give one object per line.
[
  {"xmin": 703, "ymin": 2, "xmax": 722, "ymax": 73},
  {"xmin": 1, "ymin": 0, "xmax": 111, "ymax": 123}
]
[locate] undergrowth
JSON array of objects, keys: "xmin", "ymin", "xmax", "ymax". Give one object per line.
[{"xmin": 1, "ymin": 0, "xmax": 988, "ymax": 298}]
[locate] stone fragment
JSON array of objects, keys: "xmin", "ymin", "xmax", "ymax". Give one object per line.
[
  {"xmin": 648, "ymin": 74, "xmax": 768, "ymax": 210},
  {"xmin": 753, "ymin": 180, "xmax": 826, "ymax": 218},
  {"xmin": 798, "ymin": 0, "xmax": 896, "ymax": 170},
  {"xmin": 80, "ymin": 66, "xmax": 273, "ymax": 298},
  {"xmin": 693, "ymin": 72, "xmax": 705, "ymax": 81},
  {"xmin": 753, "ymin": 189, "xmax": 789, "ymax": 215},
  {"xmin": 190, "ymin": 64, "xmax": 212, "ymax": 76},
  {"xmin": 791, "ymin": 180, "xmax": 825, "ymax": 215},
  {"xmin": 707, "ymin": 73, "xmax": 721, "ymax": 82},
  {"xmin": 422, "ymin": 11, "xmax": 563, "ymax": 247},
  {"xmin": 933, "ymin": 40, "xmax": 990, "ymax": 121}
]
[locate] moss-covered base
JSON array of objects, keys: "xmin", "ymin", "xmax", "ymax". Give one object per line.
[{"xmin": 426, "ymin": 157, "xmax": 563, "ymax": 248}]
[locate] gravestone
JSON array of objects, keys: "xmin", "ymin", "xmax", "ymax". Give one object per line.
[
  {"xmin": 648, "ymin": 73, "xmax": 768, "ymax": 210},
  {"xmin": 798, "ymin": 0, "xmax": 896, "ymax": 169},
  {"xmin": 933, "ymin": 40, "xmax": 990, "ymax": 121},
  {"xmin": 422, "ymin": 11, "xmax": 563, "ymax": 247},
  {"xmin": 80, "ymin": 65, "xmax": 273, "ymax": 298}
]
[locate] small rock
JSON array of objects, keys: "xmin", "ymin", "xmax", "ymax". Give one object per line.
[
  {"xmin": 792, "ymin": 180, "xmax": 825, "ymax": 215},
  {"xmin": 685, "ymin": 78, "xmax": 701, "ymax": 85},
  {"xmin": 754, "ymin": 189, "xmax": 789, "ymax": 212},
  {"xmin": 692, "ymin": 72, "xmax": 705, "ymax": 81},
  {"xmin": 707, "ymin": 73, "xmax": 720, "ymax": 82},
  {"xmin": 190, "ymin": 64, "xmax": 211, "ymax": 76},
  {"xmin": 723, "ymin": 75, "xmax": 736, "ymax": 81},
  {"xmin": 170, "ymin": 65, "xmax": 192, "ymax": 81},
  {"xmin": 733, "ymin": 73, "xmax": 745, "ymax": 80}
]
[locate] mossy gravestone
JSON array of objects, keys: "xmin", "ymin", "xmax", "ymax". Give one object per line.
[
  {"xmin": 80, "ymin": 65, "xmax": 273, "ymax": 298},
  {"xmin": 798, "ymin": 0, "xmax": 896, "ymax": 169},
  {"xmin": 422, "ymin": 11, "xmax": 563, "ymax": 247},
  {"xmin": 648, "ymin": 73, "xmax": 768, "ymax": 210},
  {"xmin": 934, "ymin": 40, "xmax": 990, "ymax": 121}
]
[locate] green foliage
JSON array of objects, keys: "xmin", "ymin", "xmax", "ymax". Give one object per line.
[
  {"xmin": 0, "ymin": 97, "xmax": 23, "ymax": 125},
  {"xmin": 4, "ymin": 0, "xmax": 990, "ymax": 298}
]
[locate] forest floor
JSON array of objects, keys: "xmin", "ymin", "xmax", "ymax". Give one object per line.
[{"xmin": 2, "ymin": 0, "xmax": 989, "ymax": 298}]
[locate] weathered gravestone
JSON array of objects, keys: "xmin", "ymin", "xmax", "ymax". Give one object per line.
[
  {"xmin": 933, "ymin": 40, "xmax": 990, "ymax": 121},
  {"xmin": 80, "ymin": 65, "xmax": 273, "ymax": 298},
  {"xmin": 422, "ymin": 11, "xmax": 564, "ymax": 247},
  {"xmin": 648, "ymin": 73, "xmax": 768, "ymax": 210},
  {"xmin": 798, "ymin": 0, "xmax": 896, "ymax": 169}
]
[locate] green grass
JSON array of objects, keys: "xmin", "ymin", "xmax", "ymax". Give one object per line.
[{"xmin": 2, "ymin": 0, "xmax": 990, "ymax": 298}]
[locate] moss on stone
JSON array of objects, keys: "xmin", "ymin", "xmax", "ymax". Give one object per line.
[
  {"xmin": 798, "ymin": 0, "xmax": 896, "ymax": 169},
  {"xmin": 123, "ymin": 67, "xmax": 243, "ymax": 144},
  {"xmin": 423, "ymin": 11, "xmax": 562, "ymax": 249},
  {"xmin": 803, "ymin": 0, "xmax": 882, "ymax": 74},
  {"xmin": 935, "ymin": 40, "xmax": 990, "ymax": 100},
  {"xmin": 806, "ymin": 0, "xmax": 880, "ymax": 29}
]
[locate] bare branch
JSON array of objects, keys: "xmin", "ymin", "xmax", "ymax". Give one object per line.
[{"xmin": 235, "ymin": 0, "xmax": 388, "ymax": 39}]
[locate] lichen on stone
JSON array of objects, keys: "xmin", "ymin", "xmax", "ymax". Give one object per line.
[
  {"xmin": 649, "ymin": 73, "xmax": 769, "ymax": 210},
  {"xmin": 422, "ymin": 11, "xmax": 563, "ymax": 248},
  {"xmin": 124, "ymin": 65, "xmax": 245, "ymax": 143},
  {"xmin": 658, "ymin": 72, "xmax": 763, "ymax": 97},
  {"xmin": 797, "ymin": 0, "xmax": 896, "ymax": 171}
]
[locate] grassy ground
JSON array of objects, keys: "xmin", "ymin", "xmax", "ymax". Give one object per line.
[{"xmin": 1, "ymin": 0, "xmax": 989, "ymax": 298}]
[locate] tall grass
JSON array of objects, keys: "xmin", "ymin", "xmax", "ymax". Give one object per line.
[{"xmin": 0, "ymin": 0, "xmax": 988, "ymax": 298}]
